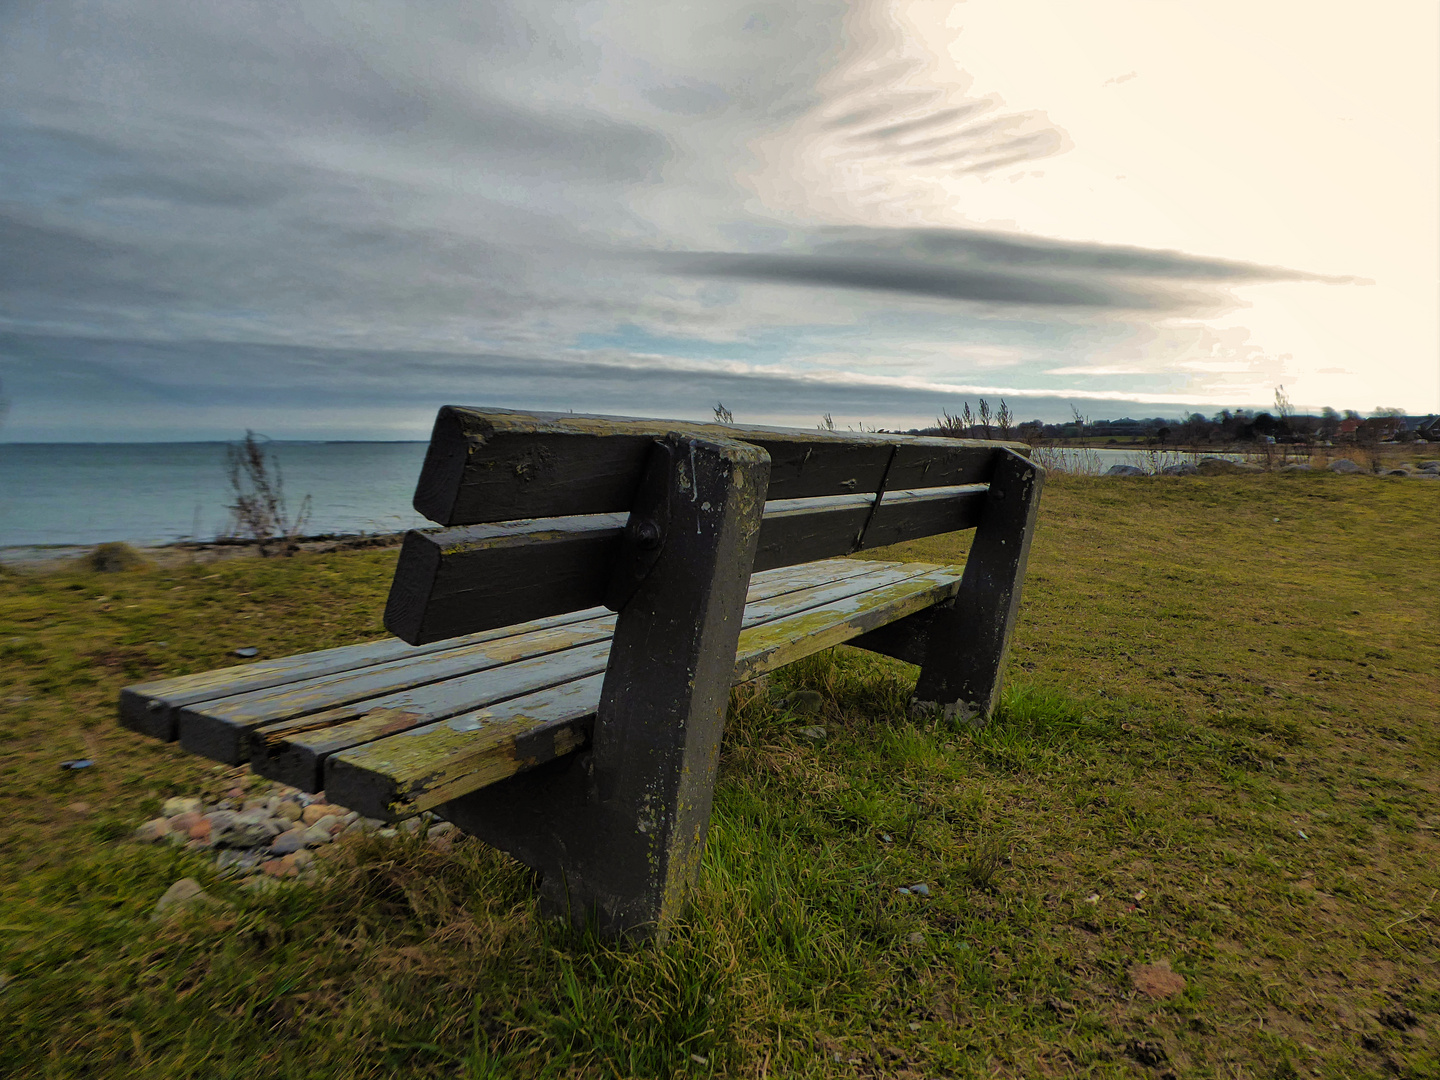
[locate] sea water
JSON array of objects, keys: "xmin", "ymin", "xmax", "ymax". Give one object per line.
[
  {"xmin": 0, "ymin": 441, "xmax": 1235, "ymax": 552},
  {"xmin": 0, "ymin": 442, "xmax": 432, "ymax": 549}
]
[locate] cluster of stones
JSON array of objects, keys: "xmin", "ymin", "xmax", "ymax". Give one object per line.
[
  {"xmin": 1105, "ymin": 457, "xmax": 1440, "ymax": 478},
  {"xmin": 1323, "ymin": 458, "xmax": 1440, "ymax": 478},
  {"xmin": 134, "ymin": 786, "xmax": 452, "ymax": 886}
]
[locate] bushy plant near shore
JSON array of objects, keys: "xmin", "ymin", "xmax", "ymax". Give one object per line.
[{"xmin": 0, "ymin": 474, "xmax": 1436, "ymax": 1078}]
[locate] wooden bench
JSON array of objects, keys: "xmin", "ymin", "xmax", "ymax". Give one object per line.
[{"xmin": 121, "ymin": 407, "xmax": 1044, "ymax": 936}]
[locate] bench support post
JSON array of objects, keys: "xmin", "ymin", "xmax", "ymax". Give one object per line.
[
  {"xmin": 435, "ymin": 433, "xmax": 769, "ymax": 938},
  {"xmin": 852, "ymin": 448, "xmax": 1043, "ymax": 721}
]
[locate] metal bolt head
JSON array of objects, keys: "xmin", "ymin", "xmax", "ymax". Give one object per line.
[{"xmin": 634, "ymin": 520, "xmax": 662, "ymax": 549}]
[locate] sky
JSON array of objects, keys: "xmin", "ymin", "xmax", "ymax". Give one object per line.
[{"xmin": 2, "ymin": 0, "xmax": 1436, "ymax": 441}]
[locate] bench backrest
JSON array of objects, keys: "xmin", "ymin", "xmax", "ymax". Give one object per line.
[{"xmin": 385, "ymin": 406, "xmax": 1031, "ymax": 645}]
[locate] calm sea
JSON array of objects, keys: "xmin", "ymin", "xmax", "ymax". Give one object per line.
[
  {"xmin": 0, "ymin": 441, "xmax": 1224, "ymax": 552},
  {"xmin": 0, "ymin": 442, "xmax": 433, "ymax": 549}
]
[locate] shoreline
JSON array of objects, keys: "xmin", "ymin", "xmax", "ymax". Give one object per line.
[{"xmin": 0, "ymin": 530, "xmax": 409, "ymax": 569}]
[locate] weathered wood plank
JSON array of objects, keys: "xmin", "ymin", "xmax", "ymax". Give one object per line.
[
  {"xmin": 325, "ymin": 565, "xmax": 964, "ymax": 820},
  {"xmin": 250, "ymin": 561, "xmax": 934, "ymax": 788},
  {"xmin": 412, "ymin": 406, "xmax": 1018, "ymax": 525},
  {"xmin": 118, "ymin": 607, "xmax": 610, "ymax": 742},
  {"xmin": 176, "ymin": 621, "xmax": 619, "ymax": 765},
  {"xmin": 388, "ymin": 485, "xmax": 990, "ymax": 644}
]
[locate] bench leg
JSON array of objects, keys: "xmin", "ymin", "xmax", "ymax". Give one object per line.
[
  {"xmin": 912, "ymin": 448, "xmax": 1043, "ymax": 721},
  {"xmin": 852, "ymin": 448, "xmax": 1043, "ymax": 722},
  {"xmin": 435, "ymin": 433, "xmax": 769, "ymax": 938}
]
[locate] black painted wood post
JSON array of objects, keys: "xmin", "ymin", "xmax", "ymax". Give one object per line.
[
  {"xmin": 911, "ymin": 448, "xmax": 1044, "ymax": 721},
  {"xmin": 434, "ymin": 433, "xmax": 769, "ymax": 937}
]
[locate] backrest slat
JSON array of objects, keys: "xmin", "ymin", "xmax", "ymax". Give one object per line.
[
  {"xmin": 387, "ymin": 486, "xmax": 992, "ymax": 645},
  {"xmin": 413, "ymin": 406, "xmax": 1014, "ymax": 526}
]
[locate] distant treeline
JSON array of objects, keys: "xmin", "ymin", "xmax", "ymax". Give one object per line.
[{"xmin": 899, "ymin": 397, "xmax": 1439, "ymax": 446}]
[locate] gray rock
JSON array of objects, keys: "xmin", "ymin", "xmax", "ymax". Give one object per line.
[
  {"xmin": 311, "ymin": 814, "xmax": 341, "ymax": 836},
  {"xmin": 1160, "ymin": 463, "xmax": 1198, "ymax": 476},
  {"xmin": 290, "ymin": 849, "xmax": 315, "ymax": 872},
  {"xmin": 269, "ymin": 828, "xmax": 310, "ymax": 855},
  {"xmin": 783, "ymin": 690, "xmax": 825, "ymax": 715},
  {"xmin": 1328, "ymin": 458, "xmax": 1363, "ymax": 474},
  {"xmin": 153, "ymin": 878, "xmax": 225, "ymax": 919},
  {"xmin": 162, "ymin": 796, "xmax": 201, "ymax": 818},
  {"xmin": 215, "ymin": 822, "xmax": 276, "ymax": 849},
  {"xmin": 1417, "ymin": 460, "xmax": 1440, "ymax": 472},
  {"xmin": 1385, "ymin": 468, "xmax": 1411, "ymax": 476},
  {"xmin": 300, "ymin": 825, "xmax": 334, "ymax": 845},
  {"xmin": 1105, "ymin": 464, "xmax": 1147, "ymax": 477},
  {"xmin": 427, "ymin": 822, "xmax": 457, "ymax": 841},
  {"xmin": 907, "ymin": 932, "xmax": 926, "ymax": 944},
  {"xmin": 911, "ymin": 883, "xmax": 932, "ymax": 897},
  {"xmin": 1233, "ymin": 462, "xmax": 1265, "ymax": 472},
  {"xmin": 399, "ymin": 817, "xmax": 425, "ymax": 835},
  {"xmin": 243, "ymin": 796, "xmax": 278, "ymax": 814},
  {"xmin": 1280, "ymin": 463, "xmax": 1312, "ymax": 472},
  {"xmin": 896, "ymin": 887, "xmax": 912, "ymax": 895},
  {"xmin": 797, "ymin": 725, "xmax": 828, "ymax": 741}
]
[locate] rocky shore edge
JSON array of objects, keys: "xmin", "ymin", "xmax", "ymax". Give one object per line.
[{"xmin": 1103, "ymin": 457, "xmax": 1440, "ymax": 479}]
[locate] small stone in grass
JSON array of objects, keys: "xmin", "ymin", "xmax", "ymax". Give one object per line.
[
  {"xmin": 907, "ymin": 932, "xmax": 925, "ymax": 945},
  {"xmin": 232, "ymin": 646, "xmax": 259, "ymax": 658},
  {"xmin": 134, "ymin": 817, "xmax": 170, "ymax": 843},
  {"xmin": 897, "ymin": 887, "xmax": 912, "ymax": 896},
  {"xmin": 162, "ymin": 796, "xmax": 201, "ymax": 818},
  {"xmin": 300, "ymin": 825, "xmax": 334, "ymax": 845},
  {"xmin": 153, "ymin": 878, "xmax": 225, "ymax": 920},
  {"xmin": 797, "ymin": 725, "xmax": 827, "ymax": 741},
  {"xmin": 427, "ymin": 822, "xmax": 456, "ymax": 841},
  {"xmin": 275, "ymin": 801, "xmax": 303, "ymax": 822},
  {"xmin": 911, "ymin": 883, "xmax": 931, "ymax": 897},
  {"xmin": 66, "ymin": 802, "xmax": 91, "ymax": 814},
  {"xmin": 168, "ymin": 811, "xmax": 202, "ymax": 833},
  {"xmin": 261, "ymin": 854, "xmax": 299, "ymax": 878}
]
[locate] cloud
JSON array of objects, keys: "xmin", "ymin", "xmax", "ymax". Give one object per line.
[{"xmin": 0, "ymin": 0, "xmax": 1360, "ymax": 440}]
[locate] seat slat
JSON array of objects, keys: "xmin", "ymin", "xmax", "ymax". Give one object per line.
[
  {"xmin": 414, "ymin": 406, "xmax": 1015, "ymax": 525},
  {"xmin": 118, "ymin": 607, "xmax": 609, "ymax": 742},
  {"xmin": 324, "ymin": 565, "xmax": 964, "ymax": 819},
  {"xmin": 176, "ymin": 559, "xmax": 907, "ymax": 772},
  {"xmin": 249, "ymin": 561, "xmax": 949, "ymax": 790}
]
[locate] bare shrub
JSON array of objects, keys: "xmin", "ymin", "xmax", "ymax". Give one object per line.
[
  {"xmin": 225, "ymin": 431, "xmax": 312, "ymax": 549},
  {"xmin": 712, "ymin": 402, "xmax": 733, "ymax": 425}
]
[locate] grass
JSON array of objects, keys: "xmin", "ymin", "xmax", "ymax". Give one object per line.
[{"xmin": 1, "ymin": 472, "xmax": 1437, "ymax": 1078}]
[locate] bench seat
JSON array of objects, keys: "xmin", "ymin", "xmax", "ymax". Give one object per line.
[{"xmin": 123, "ymin": 557, "xmax": 962, "ymax": 821}]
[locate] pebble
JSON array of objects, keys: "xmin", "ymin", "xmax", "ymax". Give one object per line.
[
  {"xmin": 302, "ymin": 803, "xmax": 344, "ymax": 825},
  {"xmin": 162, "ymin": 796, "xmax": 201, "ymax": 818},
  {"xmin": 907, "ymin": 932, "xmax": 926, "ymax": 945},
  {"xmin": 1328, "ymin": 459, "xmax": 1363, "ymax": 474},
  {"xmin": 427, "ymin": 822, "xmax": 456, "ymax": 841},
  {"xmin": 911, "ymin": 883, "xmax": 931, "ymax": 897},
  {"xmin": 168, "ymin": 811, "xmax": 203, "ymax": 833},
  {"xmin": 897, "ymin": 887, "xmax": 912, "ymax": 896},
  {"xmin": 1105, "ymin": 464, "xmax": 1147, "ymax": 477},
  {"xmin": 134, "ymin": 817, "xmax": 170, "ymax": 842},
  {"xmin": 797, "ymin": 725, "xmax": 828, "ymax": 741},
  {"xmin": 270, "ymin": 828, "xmax": 310, "ymax": 855},
  {"xmin": 153, "ymin": 878, "xmax": 225, "ymax": 919},
  {"xmin": 130, "ymin": 781, "xmax": 423, "ymax": 886}
]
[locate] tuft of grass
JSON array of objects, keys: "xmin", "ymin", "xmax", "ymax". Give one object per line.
[{"xmin": 83, "ymin": 542, "xmax": 150, "ymax": 573}]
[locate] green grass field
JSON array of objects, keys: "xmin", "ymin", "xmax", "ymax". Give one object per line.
[{"xmin": 1, "ymin": 473, "xmax": 1436, "ymax": 1078}]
